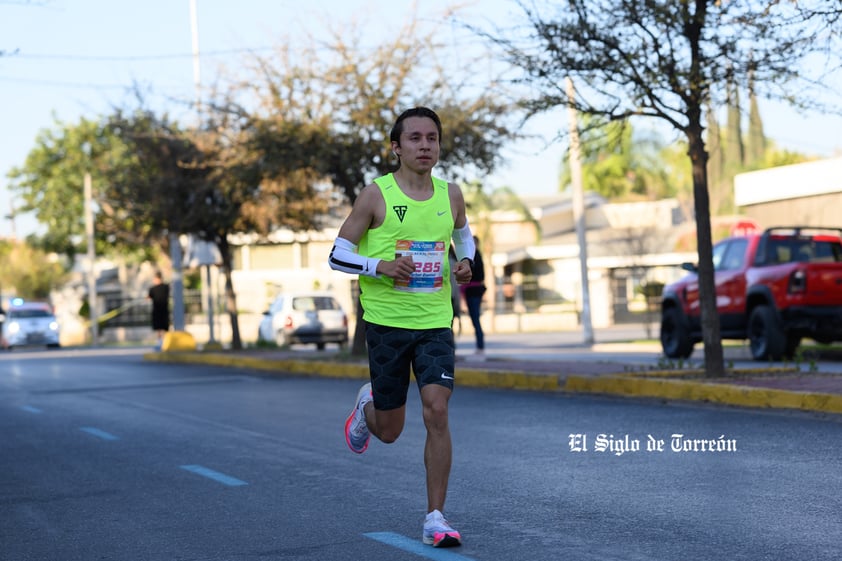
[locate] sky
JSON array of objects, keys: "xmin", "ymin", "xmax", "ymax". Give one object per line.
[{"xmin": 2, "ymin": 0, "xmax": 842, "ymax": 240}]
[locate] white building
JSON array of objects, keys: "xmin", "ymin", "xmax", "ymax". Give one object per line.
[{"xmin": 734, "ymin": 157, "xmax": 842, "ymax": 228}]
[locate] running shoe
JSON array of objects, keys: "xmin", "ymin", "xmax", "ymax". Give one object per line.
[
  {"xmin": 422, "ymin": 509, "xmax": 462, "ymax": 547},
  {"xmin": 344, "ymin": 382, "xmax": 372, "ymax": 454}
]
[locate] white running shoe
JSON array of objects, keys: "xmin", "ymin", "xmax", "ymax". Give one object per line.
[
  {"xmin": 344, "ymin": 382, "xmax": 372, "ymax": 454},
  {"xmin": 422, "ymin": 509, "xmax": 462, "ymax": 547}
]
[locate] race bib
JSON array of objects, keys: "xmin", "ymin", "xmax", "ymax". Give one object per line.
[{"xmin": 394, "ymin": 240, "xmax": 445, "ymax": 293}]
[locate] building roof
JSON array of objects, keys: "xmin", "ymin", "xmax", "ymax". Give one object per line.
[{"xmin": 735, "ymin": 157, "xmax": 842, "ymax": 207}]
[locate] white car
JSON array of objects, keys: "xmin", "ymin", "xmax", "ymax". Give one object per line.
[
  {"xmin": 257, "ymin": 292, "xmax": 348, "ymax": 349},
  {"xmin": 0, "ymin": 302, "xmax": 61, "ymax": 350}
]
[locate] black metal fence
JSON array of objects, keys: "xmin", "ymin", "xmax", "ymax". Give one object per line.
[
  {"xmin": 100, "ymin": 290, "xmax": 205, "ymax": 330},
  {"xmin": 494, "ymin": 273, "xmax": 571, "ymax": 313}
]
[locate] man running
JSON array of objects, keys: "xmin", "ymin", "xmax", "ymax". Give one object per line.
[{"xmin": 329, "ymin": 106, "xmax": 475, "ymax": 548}]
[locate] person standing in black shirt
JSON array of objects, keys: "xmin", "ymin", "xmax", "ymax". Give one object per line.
[
  {"xmin": 463, "ymin": 236, "xmax": 486, "ymax": 359},
  {"xmin": 148, "ymin": 271, "xmax": 170, "ymax": 350}
]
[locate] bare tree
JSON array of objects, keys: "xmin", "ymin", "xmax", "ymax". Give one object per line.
[{"xmin": 477, "ymin": 0, "xmax": 842, "ymax": 376}]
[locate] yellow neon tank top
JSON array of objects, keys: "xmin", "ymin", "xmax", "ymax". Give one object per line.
[{"xmin": 359, "ymin": 173, "xmax": 454, "ymax": 329}]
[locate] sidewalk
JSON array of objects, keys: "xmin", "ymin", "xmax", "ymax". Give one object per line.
[{"xmin": 144, "ymin": 332, "xmax": 842, "ymax": 416}]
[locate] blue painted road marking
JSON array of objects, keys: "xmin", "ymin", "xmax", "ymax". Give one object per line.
[
  {"xmin": 180, "ymin": 465, "xmax": 248, "ymax": 487},
  {"xmin": 80, "ymin": 427, "xmax": 119, "ymax": 441},
  {"xmin": 20, "ymin": 405, "xmax": 42, "ymax": 414},
  {"xmin": 364, "ymin": 532, "xmax": 475, "ymax": 561}
]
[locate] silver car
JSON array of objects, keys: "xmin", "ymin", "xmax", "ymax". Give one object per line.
[
  {"xmin": 1, "ymin": 302, "xmax": 61, "ymax": 350},
  {"xmin": 257, "ymin": 292, "xmax": 348, "ymax": 349}
]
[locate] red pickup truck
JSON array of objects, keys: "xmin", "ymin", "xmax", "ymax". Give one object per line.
[{"xmin": 660, "ymin": 227, "xmax": 842, "ymax": 361}]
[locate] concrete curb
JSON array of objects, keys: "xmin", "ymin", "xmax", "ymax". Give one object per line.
[
  {"xmin": 564, "ymin": 374, "xmax": 842, "ymax": 415},
  {"xmin": 144, "ymin": 351, "xmax": 371, "ymax": 380},
  {"xmin": 144, "ymin": 351, "xmax": 560, "ymax": 391},
  {"xmin": 144, "ymin": 352, "xmax": 842, "ymax": 415}
]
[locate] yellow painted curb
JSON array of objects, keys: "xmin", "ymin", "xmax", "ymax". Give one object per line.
[
  {"xmin": 161, "ymin": 331, "xmax": 197, "ymax": 352},
  {"xmin": 623, "ymin": 367, "xmax": 799, "ymax": 378},
  {"xmin": 143, "ymin": 352, "xmax": 842, "ymax": 414},
  {"xmin": 456, "ymin": 367, "xmax": 560, "ymax": 391},
  {"xmin": 144, "ymin": 352, "xmax": 557, "ymax": 390},
  {"xmin": 564, "ymin": 375, "xmax": 842, "ymax": 414},
  {"xmin": 144, "ymin": 351, "xmax": 370, "ymax": 380}
]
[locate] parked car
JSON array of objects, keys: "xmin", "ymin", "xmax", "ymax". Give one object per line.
[
  {"xmin": 257, "ymin": 292, "xmax": 348, "ymax": 349},
  {"xmin": 0, "ymin": 301, "xmax": 61, "ymax": 350},
  {"xmin": 660, "ymin": 226, "xmax": 842, "ymax": 361}
]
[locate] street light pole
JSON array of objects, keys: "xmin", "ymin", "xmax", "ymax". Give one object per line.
[
  {"xmin": 84, "ymin": 173, "xmax": 99, "ymax": 346},
  {"xmin": 189, "ymin": 0, "xmax": 201, "ymax": 112},
  {"xmin": 168, "ymin": 0, "xmax": 201, "ymax": 334},
  {"xmin": 4, "ymin": 198, "xmax": 16, "ymax": 240},
  {"xmin": 566, "ymin": 77, "xmax": 595, "ymax": 345},
  {"xmin": 205, "ymin": 264, "xmax": 215, "ymax": 344},
  {"xmin": 170, "ymin": 233, "xmax": 185, "ymax": 332}
]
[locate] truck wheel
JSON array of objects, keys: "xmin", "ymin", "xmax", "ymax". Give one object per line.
[
  {"xmin": 748, "ymin": 305, "xmax": 786, "ymax": 361},
  {"xmin": 785, "ymin": 335, "xmax": 801, "ymax": 359},
  {"xmin": 660, "ymin": 307, "xmax": 694, "ymax": 359}
]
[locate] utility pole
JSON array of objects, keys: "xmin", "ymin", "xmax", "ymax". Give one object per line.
[
  {"xmin": 168, "ymin": 0, "xmax": 202, "ymax": 333},
  {"xmin": 566, "ymin": 77, "xmax": 595, "ymax": 345},
  {"xmin": 189, "ymin": 0, "xmax": 201, "ymax": 113},
  {"xmin": 84, "ymin": 173, "xmax": 99, "ymax": 346},
  {"xmin": 169, "ymin": 233, "xmax": 185, "ymax": 332},
  {"xmin": 5, "ymin": 198, "xmax": 16, "ymax": 240}
]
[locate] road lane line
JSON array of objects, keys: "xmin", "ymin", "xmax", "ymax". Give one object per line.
[
  {"xmin": 364, "ymin": 532, "xmax": 476, "ymax": 560},
  {"xmin": 80, "ymin": 427, "xmax": 119, "ymax": 440},
  {"xmin": 180, "ymin": 464, "xmax": 248, "ymax": 487},
  {"xmin": 20, "ymin": 405, "xmax": 43, "ymax": 414}
]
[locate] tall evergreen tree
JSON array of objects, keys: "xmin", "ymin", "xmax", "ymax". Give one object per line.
[
  {"xmin": 705, "ymin": 105, "xmax": 725, "ymax": 215},
  {"xmin": 746, "ymin": 70, "xmax": 767, "ymax": 169},
  {"xmin": 724, "ymin": 80, "xmax": 744, "ymax": 169},
  {"xmin": 722, "ymin": 79, "xmax": 744, "ymax": 214}
]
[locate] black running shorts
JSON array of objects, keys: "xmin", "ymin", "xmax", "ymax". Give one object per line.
[{"xmin": 364, "ymin": 322, "xmax": 455, "ymax": 411}]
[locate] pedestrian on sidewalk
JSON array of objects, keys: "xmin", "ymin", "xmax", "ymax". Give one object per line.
[
  {"xmin": 328, "ymin": 106, "xmax": 473, "ymax": 548},
  {"xmin": 147, "ymin": 271, "xmax": 170, "ymax": 351},
  {"xmin": 462, "ymin": 236, "xmax": 486, "ymax": 360}
]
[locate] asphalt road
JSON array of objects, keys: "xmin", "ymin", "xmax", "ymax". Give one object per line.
[{"xmin": 2, "ymin": 348, "xmax": 841, "ymax": 561}]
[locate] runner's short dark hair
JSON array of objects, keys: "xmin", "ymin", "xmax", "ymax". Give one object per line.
[{"xmin": 390, "ymin": 107, "xmax": 442, "ymax": 145}]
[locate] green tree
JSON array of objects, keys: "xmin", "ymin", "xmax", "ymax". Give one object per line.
[
  {"xmin": 627, "ymin": 129, "xmax": 679, "ymax": 200},
  {"xmin": 720, "ymin": 78, "xmax": 744, "ymax": 214},
  {"xmin": 558, "ymin": 119, "xmax": 677, "ymax": 201},
  {"xmin": 7, "ymin": 117, "xmax": 120, "ymax": 258},
  {"xmin": 482, "ymin": 0, "xmax": 842, "ymax": 376},
  {"xmin": 745, "ymin": 76, "xmax": 767, "ymax": 170},
  {"xmin": 102, "ymin": 100, "xmax": 335, "ymax": 350},
  {"xmin": 101, "ymin": 109, "xmax": 207, "ymax": 249},
  {"xmin": 0, "ymin": 240, "xmax": 68, "ymax": 301},
  {"xmin": 659, "ymin": 140, "xmax": 694, "ymax": 221},
  {"xmin": 559, "ymin": 119, "xmax": 634, "ymax": 199},
  {"xmin": 763, "ymin": 145, "xmax": 812, "ymax": 168},
  {"xmin": 0, "ymin": 240, "xmax": 11, "ymax": 301},
  {"xmin": 194, "ymin": 109, "xmax": 332, "ymax": 350},
  {"xmin": 705, "ymin": 105, "xmax": 726, "ymax": 215}
]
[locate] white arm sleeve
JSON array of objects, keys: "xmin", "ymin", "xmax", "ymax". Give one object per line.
[
  {"xmin": 452, "ymin": 220, "xmax": 476, "ymax": 263},
  {"xmin": 328, "ymin": 237, "xmax": 381, "ymax": 278}
]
